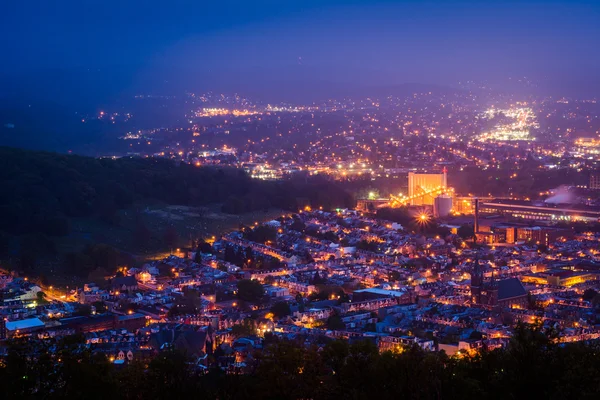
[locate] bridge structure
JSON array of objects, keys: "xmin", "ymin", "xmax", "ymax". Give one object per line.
[
  {"xmin": 356, "ymin": 169, "xmax": 454, "ymax": 212},
  {"xmin": 356, "ymin": 186, "xmax": 454, "ymax": 212},
  {"xmin": 389, "ymin": 186, "xmax": 453, "ymax": 208}
]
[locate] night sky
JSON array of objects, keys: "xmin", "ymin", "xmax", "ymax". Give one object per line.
[{"xmin": 2, "ymin": 1, "xmax": 600, "ymax": 94}]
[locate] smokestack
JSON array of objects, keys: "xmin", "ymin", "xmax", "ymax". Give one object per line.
[
  {"xmin": 442, "ymin": 166, "xmax": 448, "ymax": 189},
  {"xmin": 473, "ymin": 198, "xmax": 479, "ymax": 240}
]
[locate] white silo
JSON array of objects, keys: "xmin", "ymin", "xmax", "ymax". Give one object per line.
[{"xmin": 434, "ymin": 195, "xmax": 453, "ymax": 217}]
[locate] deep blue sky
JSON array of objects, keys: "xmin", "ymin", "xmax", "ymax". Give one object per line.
[{"xmin": 2, "ymin": 0, "xmax": 600, "ymax": 93}]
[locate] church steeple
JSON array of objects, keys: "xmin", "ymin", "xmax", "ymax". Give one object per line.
[
  {"xmin": 471, "ymin": 255, "xmax": 482, "ymax": 282},
  {"xmin": 487, "ymin": 268, "xmax": 499, "ymax": 306},
  {"xmin": 470, "ymin": 255, "xmax": 483, "ymax": 304}
]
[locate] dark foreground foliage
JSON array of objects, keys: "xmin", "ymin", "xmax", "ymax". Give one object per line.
[{"xmin": 1, "ymin": 324, "xmax": 599, "ymax": 400}]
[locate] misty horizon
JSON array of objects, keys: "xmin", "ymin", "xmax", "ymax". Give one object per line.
[{"xmin": 2, "ymin": 1, "xmax": 600, "ymax": 104}]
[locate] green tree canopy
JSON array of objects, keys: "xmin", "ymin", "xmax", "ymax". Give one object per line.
[{"xmin": 236, "ymin": 279, "xmax": 264, "ymax": 303}]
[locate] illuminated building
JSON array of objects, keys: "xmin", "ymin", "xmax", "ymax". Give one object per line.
[
  {"xmin": 492, "ymin": 225, "xmax": 516, "ymax": 244},
  {"xmin": 472, "ymin": 224, "xmax": 571, "ymax": 245},
  {"xmin": 517, "ymin": 226, "xmax": 572, "ymax": 245},
  {"xmin": 4, "ymin": 318, "xmax": 45, "ymax": 338},
  {"xmin": 407, "ymin": 170, "xmax": 447, "ymax": 206},
  {"xmin": 249, "ymin": 167, "xmax": 282, "ymax": 180},
  {"xmin": 474, "ymin": 231, "xmax": 504, "ymax": 245},
  {"xmin": 522, "ymin": 270, "xmax": 598, "ymax": 287},
  {"xmin": 479, "ymin": 200, "xmax": 600, "ymax": 222},
  {"xmin": 575, "ymin": 138, "xmax": 600, "ymax": 155},
  {"xmin": 454, "ymin": 197, "xmax": 475, "ymax": 214},
  {"xmin": 590, "ymin": 173, "xmax": 600, "ymax": 190}
]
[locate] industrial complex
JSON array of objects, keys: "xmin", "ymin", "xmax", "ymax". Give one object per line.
[{"xmin": 357, "ymin": 169, "xmax": 600, "ymax": 248}]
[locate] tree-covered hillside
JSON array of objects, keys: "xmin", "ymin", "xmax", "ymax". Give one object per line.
[
  {"xmin": 0, "ymin": 146, "xmax": 353, "ymax": 237},
  {"xmin": 0, "ymin": 147, "xmax": 353, "ymax": 279}
]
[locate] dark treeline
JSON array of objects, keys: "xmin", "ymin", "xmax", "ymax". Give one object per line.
[
  {"xmin": 0, "ymin": 146, "xmax": 353, "ymax": 238},
  {"xmin": 2, "ymin": 324, "xmax": 599, "ymax": 400}
]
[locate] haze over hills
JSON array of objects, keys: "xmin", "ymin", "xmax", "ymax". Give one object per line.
[
  {"xmin": 5, "ymin": 61, "xmax": 600, "ymax": 154},
  {"xmin": 0, "ymin": 66, "xmax": 468, "ymax": 153},
  {"xmin": 4, "ymin": 64, "xmax": 600, "ymax": 104},
  {"xmin": 0, "ymin": 65, "xmax": 466, "ymax": 104}
]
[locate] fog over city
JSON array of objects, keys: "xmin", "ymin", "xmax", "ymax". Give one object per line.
[{"xmin": 1, "ymin": 1, "xmax": 600, "ymax": 399}]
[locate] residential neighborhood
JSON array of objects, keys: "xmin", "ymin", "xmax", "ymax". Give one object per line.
[{"xmin": 3, "ymin": 209, "xmax": 599, "ymax": 368}]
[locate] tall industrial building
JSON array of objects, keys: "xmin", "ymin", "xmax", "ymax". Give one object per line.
[
  {"xmin": 408, "ymin": 170, "xmax": 447, "ymax": 205},
  {"xmin": 590, "ymin": 173, "xmax": 600, "ymax": 190}
]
